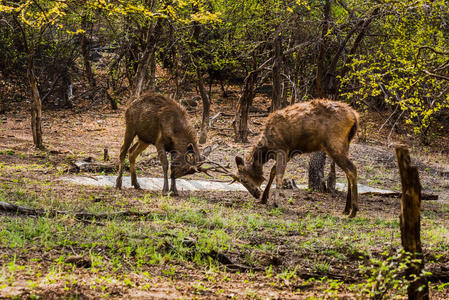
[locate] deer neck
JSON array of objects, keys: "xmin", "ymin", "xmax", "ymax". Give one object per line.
[{"xmin": 246, "ymin": 142, "xmax": 268, "ymax": 175}]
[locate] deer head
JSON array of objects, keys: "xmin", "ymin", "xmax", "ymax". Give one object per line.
[
  {"xmin": 170, "ymin": 143, "xmax": 202, "ymax": 179},
  {"xmin": 234, "ymin": 156, "xmax": 263, "ymax": 199}
]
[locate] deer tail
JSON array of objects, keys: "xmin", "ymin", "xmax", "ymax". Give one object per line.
[{"xmin": 348, "ymin": 111, "xmax": 359, "ymax": 142}]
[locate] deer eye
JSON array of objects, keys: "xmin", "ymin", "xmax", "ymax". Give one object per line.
[{"xmin": 186, "ymin": 153, "xmax": 195, "ymax": 165}]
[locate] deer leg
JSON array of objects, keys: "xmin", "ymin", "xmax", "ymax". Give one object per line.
[
  {"xmin": 343, "ymin": 175, "xmax": 352, "ymax": 214},
  {"xmin": 273, "ymin": 152, "xmax": 288, "ymax": 207},
  {"xmin": 116, "ymin": 128, "xmax": 136, "ymax": 189},
  {"xmin": 349, "ymin": 168, "xmax": 358, "ymax": 218},
  {"xmin": 169, "ymin": 152, "xmax": 179, "ymax": 196},
  {"xmin": 156, "ymin": 145, "xmax": 169, "ymax": 195},
  {"xmin": 333, "ymin": 155, "xmax": 358, "ymax": 217},
  {"xmin": 170, "ymin": 176, "xmax": 178, "ymax": 196},
  {"xmin": 261, "ymin": 165, "xmax": 276, "ymax": 204},
  {"xmin": 129, "ymin": 140, "xmax": 149, "ymax": 189}
]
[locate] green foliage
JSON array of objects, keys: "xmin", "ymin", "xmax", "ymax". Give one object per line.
[
  {"xmin": 1, "ymin": 0, "xmax": 448, "ymax": 142},
  {"xmin": 340, "ymin": 0, "xmax": 449, "ymax": 142},
  {"xmin": 353, "ymin": 249, "xmax": 429, "ymax": 299}
]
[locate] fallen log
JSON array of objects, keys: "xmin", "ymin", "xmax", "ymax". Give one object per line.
[
  {"xmin": 220, "ymin": 112, "xmax": 269, "ymax": 118},
  {"xmin": 366, "ymin": 192, "xmax": 438, "ymax": 200},
  {"xmin": 295, "ymin": 271, "xmax": 358, "ymax": 283},
  {"xmin": 0, "ymin": 201, "xmax": 162, "ymax": 221}
]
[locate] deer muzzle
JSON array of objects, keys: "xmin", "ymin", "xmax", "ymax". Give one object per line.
[{"xmin": 237, "ymin": 176, "xmax": 262, "ymax": 199}]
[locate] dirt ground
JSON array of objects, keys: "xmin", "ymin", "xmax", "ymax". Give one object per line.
[{"xmin": 0, "ymin": 92, "xmax": 448, "ymax": 299}]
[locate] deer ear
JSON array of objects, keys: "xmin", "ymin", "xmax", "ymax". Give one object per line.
[
  {"xmin": 187, "ymin": 143, "xmax": 195, "ymax": 153},
  {"xmin": 235, "ymin": 156, "xmax": 244, "ymax": 171}
]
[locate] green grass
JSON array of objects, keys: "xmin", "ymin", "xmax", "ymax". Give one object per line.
[{"xmin": 1, "ymin": 164, "xmax": 448, "ymax": 299}]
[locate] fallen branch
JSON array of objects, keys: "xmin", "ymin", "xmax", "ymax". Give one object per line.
[
  {"xmin": 219, "ymin": 112, "xmax": 269, "ymax": 118},
  {"xmin": 0, "ymin": 201, "xmax": 162, "ymax": 221},
  {"xmin": 426, "ymin": 267, "xmax": 449, "ymax": 282},
  {"xmin": 295, "ymin": 271, "xmax": 359, "ymax": 283},
  {"xmin": 0, "ymin": 201, "xmax": 46, "ymax": 216},
  {"xmin": 66, "ymin": 157, "xmax": 116, "ymax": 174},
  {"xmin": 210, "ymin": 112, "xmax": 222, "ymax": 125},
  {"xmin": 210, "ymin": 126, "xmax": 234, "ymax": 131},
  {"xmin": 164, "ymin": 236, "xmax": 259, "ymax": 272},
  {"xmin": 366, "ymin": 192, "xmax": 438, "ymax": 201}
]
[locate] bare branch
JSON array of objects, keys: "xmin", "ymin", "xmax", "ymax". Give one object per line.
[
  {"xmin": 0, "ymin": 18, "xmax": 13, "ymax": 29},
  {"xmin": 418, "ymin": 46, "xmax": 449, "ymax": 56},
  {"xmin": 423, "ymin": 69, "xmax": 449, "ymax": 81}
]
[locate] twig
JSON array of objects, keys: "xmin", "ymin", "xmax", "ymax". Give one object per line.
[
  {"xmin": 378, "ymin": 104, "xmax": 399, "ymax": 133},
  {"xmin": 387, "ymin": 110, "xmax": 405, "ymax": 144}
]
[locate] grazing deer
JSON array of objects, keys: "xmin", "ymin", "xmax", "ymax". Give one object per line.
[
  {"xmin": 234, "ymin": 99, "xmax": 359, "ymax": 217},
  {"xmin": 116, "ymin": 92, "xmax": 202, "ymax": 195}
]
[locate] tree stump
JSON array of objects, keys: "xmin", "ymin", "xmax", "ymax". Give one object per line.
[{"xmin": 394, "ymin": 145, "xmax": 429, "ymax": 300}]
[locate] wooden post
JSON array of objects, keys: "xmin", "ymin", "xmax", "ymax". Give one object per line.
[{"xmin": 394, "ymin": 145, "xmax": 429, "ymax": 300}]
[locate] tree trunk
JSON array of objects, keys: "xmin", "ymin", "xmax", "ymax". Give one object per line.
[
  {"xmin": 309, "ymin": 0, "xmax": 331, "ymax": 192},
  {"xmin": 105, "ymin": 88, "xmax": 118, "ymax": 110},
  {"xmin": 315, "ymin": 0, "xmax": 330, "ymax": 98},
  {"xmin": 308, "ymin": 151, "xmax": 326, "ymax": 192},
  {"xmin": 272, "ymin": 31, "xmax": 282, "ymax": 111},
  {"xmin": 196, "ymin": 68, "xmax": 210, "ymax": 144},
  {"xmin": 326, "ymin": 161, "xmax": 336, "ymax": 192},
  {"xmin": 233, "ymin": 71, "xmax": 257, "ymax": 143},
  {"xmin": 62, "ymin": 72, "xmax": 73, "ymax": 108},
  {"xmin": 339, "ymin": 8, "xmax": 379, "ymax": 84},
  {"xmin": 395, "ymin": 145, "xmax": 429, "ymax": 300},
  {"xmin": 134, "ymin": 21, "xmax": 162, "ymax": 97},
  {"xmin": 146, "ymin": 51, "xmax": 157, "ymax": 91},
  {"xmin": 308, "ymin": 4, "xmax": 376, "ymax": 192},
  {"xmin": 27, "ymin": 54, "xmax": 43, "ymax": 149},
  {"xmin": 80, "ymin": 16, "xmax": 96, "ymax": 89}
]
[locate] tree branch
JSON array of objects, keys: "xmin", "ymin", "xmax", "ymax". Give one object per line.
[{"xmin": 423, "ymin": 69, "xmax": 449, "ymax": 81}]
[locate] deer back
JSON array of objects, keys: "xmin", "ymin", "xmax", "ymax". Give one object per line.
[
  {"xmin": 125, "ymin": 92, "xmax": 198, "ymax": 153},
  {"xmin": 260, "ymin": 99, "xmax": 358, "ymax": 155}
]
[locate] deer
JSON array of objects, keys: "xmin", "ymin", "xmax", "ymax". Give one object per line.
[
  {"xmin": 233, "ymin": 99, "xmax": 360, "ymax": 217},
  {"xmin": 116, "ymin": 92, "xmax": 204, "ymax": 196}
]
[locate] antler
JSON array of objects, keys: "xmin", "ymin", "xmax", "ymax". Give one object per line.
[{"xmin": 196, "ymin": 160, "xmax": 239, "ymax": 183}]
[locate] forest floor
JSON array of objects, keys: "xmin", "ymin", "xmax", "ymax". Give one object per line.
[{"xmin": 0, "ymin": 90, "xmax": 448, "ymax": 299}]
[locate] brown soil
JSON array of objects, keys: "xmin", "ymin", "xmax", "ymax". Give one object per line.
[{"xmin": 0, "ymin": 92, "xmax": 448, "ymax": 299}]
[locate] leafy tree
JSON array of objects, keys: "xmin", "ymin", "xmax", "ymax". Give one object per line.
[{"xmin": 340, "ymin": 0, "xmax": 449, "ymax": 144}]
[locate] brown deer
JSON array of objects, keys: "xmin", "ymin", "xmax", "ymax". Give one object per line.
[
  {"xmin": 234, "ymin": 99, "xmax": 360, "ymax": 217},
  {"xmin": 116, "ymin": 92, "xmax": 202, "ymax": 195}
]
